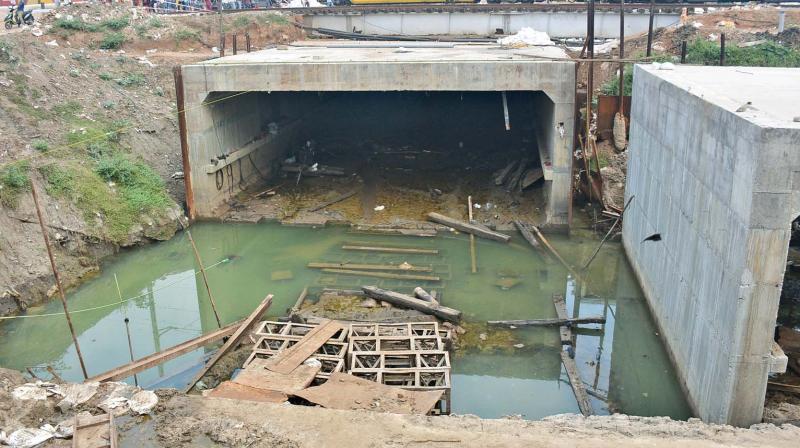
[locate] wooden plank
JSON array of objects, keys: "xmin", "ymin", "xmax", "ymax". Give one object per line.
[
  {"xmin": 487, "ymin": 317, "xmax": 606, "ymax": 327},
  {"xmin": 553, "ymin": 294, "xmax": 572, "ymax": 345},
  {"xmin": 521, "ymin": 168, "xmax": 544, "ymax": 189},
  {"xmin": 350, "ymin": 227, "xmax": 437, "ymax": 238},
  {"xmin": 208, "ymin": 381, "xmax": 289, "ymax": 403},
  {"xmin": 288, "ymin": 287, "xmax": 308, "ymax": 316},
  {"xmin": 767, "ymin": 381, "xmax": 800, "ymax": 395},
  {"xmin": 295, "ymin": 372, "xmax": 444, "ymax": 415},
  {"xmin": 342, "ymin": 245, "xmax": 439, "ymax": 255},
  {"xmin": 561, "ymin": 351, "xmax": 594, "ymax": 416},
  {"xmin": 267, "ymin": 319, "xmax": 344, "ymax": 375},
  {"xmin": 183, "ymin": 295, "xmax": 274, "ymax": 393},
  {"xmin": 308, "ymin": 262, "xmax": 433, "ymax": 272},
  {"xmin": 513, "ymin": 220, "xmax": 543, "ymax": 252},
  {"xmin": 204, "ymin": 133, "xmax": 272, "ymax": 174},
  {"xmin": 73, "ymin": 413, "xmax": 114, "ymax": 448},
  {"xmin": 531, "ymin": 225, "xmax": 581, "ymax": 280},
  {"xmin": 321, "ymin": 268, "xmax": 440, "ymax": 282},
  {"xmin": 233, "ymin": 358, "xmax": 320, "ymax": 394},
  {"xmin": 87, "ymin": 320, "xmax": 243, "ymax": 383},
  {"xmin": 362, "ymin": 286, "xmax": 461, "ymax": 323},
  {"xmin": 427, "ymin": 212, "xmax": 511, "ymax": 243}
]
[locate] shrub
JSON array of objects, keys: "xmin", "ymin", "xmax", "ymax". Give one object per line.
[
  {"xmin": 0, "ymin": 161, "xmax": 31, "ymax": 208},
  {"xmin": 233, "ymin": 15, "xmax": 252, "ymax": 28},
  {"xmin": 99, "ymin": 72, "xmax": 113, "ymax": 81},
  {"xmin": 174, "ymin": 29, "xmax": 200, "ymax": 43},
  {"xmin": 148, "ymin": 17, "xmax": 164, "ymax": 28},
  {"xmin": 101, "ymin": 16, "xmax": 130, "ymax": 31},
  {"xmin": 261, "ymin": 13, "xmax": 289, "ymax": 26},
  {"xmin": 99, "ymin": 32, "xmax": 126, "ymax": 50},
  {"xmin": 686, "ymin": 39, "xmax": 800, "ymax": 67},
  {"xmin": 54, "ymin": 18, "xmax": 100, "ymax": 33},
  {"xmin": 32, "ymin": 140, "xmax": 49, "ymax": 152},
  {"xmin": 115, "ymin": 73, "xmax": 145, "ymax": 87}
]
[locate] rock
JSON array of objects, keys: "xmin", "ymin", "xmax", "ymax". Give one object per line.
[
  {"xmin": 479, "ymin": 333, "xmax": 487, "ymax": 341},
  {"xmin": 128, "ymin": 390, "xmax": 158, "ymax": 415},
  {"xmin": 380, "ymin": 300, "xmax": 393, "ymax": 308},
  {"xmin": 3, "ymin": 428, "xmax": 53, "ymax": 448},
  {"xmin": 360, "ymin": 298, "xmax": 378, "ymax": 308},
  {"xmin": 31, "ymin": 28, "xmax": 43, "ymax": 37},
  {"xmin": 45, "ymin": 40, "xmax": 59, "ymax": 47},
  {"xmin": 12, "ymin": 383, "xmax": 50, "ymax": 401},
  {"xmin": 52, "ymin": 382, "xmax": 99, "ymax": 411}
]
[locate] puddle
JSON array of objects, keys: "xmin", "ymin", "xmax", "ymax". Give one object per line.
[{"xmin": 0, "ymin": 222, "xmax": 690, "ymax": 419}]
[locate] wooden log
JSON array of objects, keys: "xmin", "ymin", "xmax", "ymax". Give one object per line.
[
  {"xmin": 306, "ymin": 189, "xmax": 358, "ymax": 212},
  {"xmin": 321, "ymin": 268, "xmax": 440, "ymax": 282},
  {"xmin": 552, "ymin": 294, "xmax": 594, "ymax": 416},
  {"xmin": 513, "ymin": 220, "xmax": 543, "ymax": 252},
  {"xmin": 487, "ymin": 317, "xmax": 606, "ymax": 327},
  {"xmin": 427, "ymin": 212, "xmax": 511, "ymax": 243},
  {"xmin": 349, "ymin": 227, "xmax": 437, "ymax": 238},
  {"xmin": 87, "ymin": 320, "xmax": 243, "ymax": 383},
  {"xmin": 521, "ymin": 168, "xmax": 544, "ymax": 189},
  {"xmin": 342, "ymin": 245, "xmax": 439, "ymax": 255},
  {"xmin": 494, "ymin": 161, "xmax": 517, "ymax": 186},
  {"xmin": 321, "ymin": 288, "xmax": 366, "ymax": 297},
  {"xmin": 553, "ymin": 294, "xmax": 572, "ymax": 345},
  {"xmin": 183, "ymin": 295, "xmax": 273, "ymax": 393},
  {"xmin": 414, "ymin": 287, "xmax": 436, "ymax": 303},
  {"xmin": 530, "ymin": 224, "xmax": 581, "ymax": 280},
  {"xmin": 362, "ymin": 286, "xmax": 461, "ymax": 323},
  {"xmin": 767, "ymin": 381, "xmax": 800, "ymax": 396},
  {"xmin": 506, "ymin": 158, "xmax": 528, "ymax": 191},
  {"xmin": 288, "ymin": 287, "xmax": 308, "ymax": 315},
  {"xmin": 308, "ymin": 262, "xmax": 433, "ymax": 272}
]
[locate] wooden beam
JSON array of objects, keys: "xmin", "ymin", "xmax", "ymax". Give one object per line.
[
  {"xmin": 427, "ymin": 212, "xmax": 511, "ymax": 243},
  {"xmin": 530, "ymin": 225, "xmax": 581, "ymax": 280},
  {"xmin": 487, "ymin": 317, "xmax": 606, "ymax": 327},
  {"xmin": 342, "ymin": 245, "xmax": 439, "ymax": 255},
  {"xmin": 267, "ymin": 320, "xmax": 344, "ymax": 375},
  {"xmin": 308, "ymin": 262, "xmax": 433, "ymax": 272},
  {"xmin": 554, "ymin": 294, "xmax": 594, "ymax": 416},
  {"xmin": 513, "ymin": 220, "xmax": 544, "ymax": 253},
  {"xmin": 87, "ymin": 320, "xmax": 243, "ymax": 383},
  {"xmin": 362, "ymin": 286, "xmax": 461, "ymax": 323},
  {"xmin": 184, "ymin": 295, "xmax": 274, "ymax": 393},
  {"xmin": 321, "ymin": 268, "xmax": 440, "ymax": 282},
  {"xmin": 204, "ymin": 133, "xmax": 272, "ymax": 174}
]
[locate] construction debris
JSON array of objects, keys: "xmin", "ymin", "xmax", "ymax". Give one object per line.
[
  {"xmin": 295, "ymin": 373, "xmax": 444, "ymax": 415},
  {"xmin": 426, "ymin": 212, "xmax": 511, "ymax": 243},
  {"xmin": 72, "ymin": 412, "xmax": 117, "ymax": 448},
  {"xmin": 207, "ymin": 381, "xmax": 288, "ymax": 403},
  {"xmin": 233, "ymin": 358, "xmax": 320, "ymax": 394},
  {"xmin": 362, "ymin": 286, "xmax": 462, "ymax": 323},
  {"xmin": 488, "ymin": 317, "xmax": 606, "ymax": 327},
  {"xmin": 553, "ymin": 294, "xmax": 594, "ymax": 416},
  {"xmin": 342, "ymin": 245, "xmax": 439, "ymax": 255}
]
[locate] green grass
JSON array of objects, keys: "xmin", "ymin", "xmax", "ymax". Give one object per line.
[
  {"xmin": 686, "ymin": 39, "xmax": 800, "ymax": 67},
  {"xmin": 0, "ymin": 161, "xmax": 31, "ymax": 208},
  {"xmin": 260, "ymin": 13, "xmax": 289, "ymax": 26},
  {"xmin": 101, "ymin": 16, "xmax": 130, "ymax": 31},
  {"xmin": 32, "ymin": 140, "xmax": 49, "ymax": 152},
  {"xmin": 148, "ymin": 17, "xmax": 164, "ymax": 28},
  {"xmin": 174, "ymin": 29, "xmax": 200, "ymax": 43},
  {"xmin": 52, "ymin": 101, "xmax": 83, "ymax": 118},
  {"xmin": 115, "ymin": 73, "xmax": 145, "ymax": 87},
  {"xmin": 39, "ymin": 155, "xmax": 172, "ymax": 243},
  {"xmin": 0, "ymin": 38, "xmax": 17, "ymax": 64},
  {"xmin": 99, "ymin": 72, "xmax": 113, "ymax": 81},
  {"xmin": 233, "ymin": 15, "xmax": 252, "ymax": 28},
  {"xmin": 599, "ymin": 54, "xmax": 673, "ymax": 97},
  {"xmin": 99, "ymin": 32, "xmax": 126, "ymax": 50},
  {"xmin": 54, "ymin": 18, "xmax": 100, "ymax": 33}
]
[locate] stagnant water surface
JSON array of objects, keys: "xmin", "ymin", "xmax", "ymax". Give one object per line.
[{"xmin": 0, "ymin": 222, "xmax": 691, "ymax": 419}]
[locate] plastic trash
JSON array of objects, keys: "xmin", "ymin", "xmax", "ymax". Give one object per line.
[{"xmin": 374, "ymin": 205, "xmax": 385, "ymax": 211}]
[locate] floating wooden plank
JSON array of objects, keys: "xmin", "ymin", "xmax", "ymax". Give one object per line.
[
  {"xmin": 362, "ymin": 286, "xmax": 461, "ymax": 323},
  {"xmin": 308, "ymin": 262, "xmax": 433, "ymax": 273},
  {"xmin": 553, "ymin": 294, "xmax": 593, "ymax": 416},
  {"xmin": 427, "ymin": 212, "xmax": 511, "ymax": 243},
  {"xmin": 342, "ymin": 245, "xmax": 439, "ymax": 255},
  {"xmin": 87, "ymin": 320, "xmax": 243, "ymax": 383},
  {"xmin": 72, "ymin": 412, "xmax": 116, "ymax": 448},
  {"xmin": 306, "ymin": 189, "xmax": 359, "ymax": 212},
  {"xmin": 267, "ymin": 319, "xmax": 344, "ymax": 375},
  {"xmin": 488, "ymin": 317, "xmax": 607, "ymax": 327},
  {"xmin": 295, "ymin": 372, "xmax": 444, "ymax": 415},
  {"xmin": 350, "ymin": 227, "xmax": 437, "ymax": 238},
  {"xmin": 207, "ymin": 381, "xmax": 288, "ymax": 403},
  {"xmin": 553, "ymin": 294, "xmax": 572, "ymax": 345},
  {"xmin": 322, "ymin": 268, "xmax": 440, "ymax": 282},
  {"xmin": 233, "ymin": 358, "xmax": 320, "ymax": 394},
  {"xmin": 183, "ymin": 295, "xmax": 274, "ymax": 393}
]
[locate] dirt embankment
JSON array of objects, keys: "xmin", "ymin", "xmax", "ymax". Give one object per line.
[{"xmin": 0, "ymin": 5, "xmax": 303, "ymax": 316}]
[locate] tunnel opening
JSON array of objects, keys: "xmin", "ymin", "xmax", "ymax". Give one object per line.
[{"xmin": 200, "ymin": 90, "xmax": 556, "ymax": 227}]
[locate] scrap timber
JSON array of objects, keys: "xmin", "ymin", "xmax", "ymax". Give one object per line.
[
  {"xmin": 362, "ymin": 286, "xmax": 462, "ymax": 323},
  {"xmin": 72, "ymin": 412, "xmax": 116, "ymax": 448},
  {"xmin": 427, "ymin": 212, "xmax": 511, "ymax": 243},
  {"xmin": 488, "ymin": 317, "xmax": 606, "ymax": 327},
  {"xmin": 554, "ymin": 294, "xmax": 594, "ymax": 416},
  {"xmin": 184, "ymin": 295, "xmax": 274, "ymax": 393},
  {"xmin": 266, "ymin": 319, "xmax": 346, "ymax": 375}
]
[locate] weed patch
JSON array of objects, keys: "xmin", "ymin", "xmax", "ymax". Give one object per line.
[
  {"xmin": 32, "ymin": 140, "xmax": 49, "ymax": 152},
  {"xmin": 115, "ymin": 73, "xmax": 145, "ymax": 87},
  {"xmin": 686, "ymin": 39, "xmax": 800, "ymax": 67},
  {"xmin": 174, "ymin": 29, "xmax": 200, "ymax": 43},
  {"xmin": 0, "ymin": 161, "xmax": 31, "ymax": 208},
  {"xmin": 99, "ymin": 32, "xmax": 126, "ymax": 50},
  {"xmin": 101, "ymin": 16, "xmax": 130, "ymax": 31}
]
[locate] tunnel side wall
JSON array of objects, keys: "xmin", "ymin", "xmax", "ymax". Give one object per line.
[
  {"xmin": 181, "ymin": 60, "xmax": 575, "ymax": 226},
  {"xmin": 622, "ymin": 66, "xmax": 799, "ymax": 426}
]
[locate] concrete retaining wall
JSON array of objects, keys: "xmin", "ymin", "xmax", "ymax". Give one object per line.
[
  {"xmin": 304, "ymin": 11, "xmax": 679, "ymax": 38},
  {"xmin": 622, "ymin": 65, "xmax": 800, "ymax": 426}
]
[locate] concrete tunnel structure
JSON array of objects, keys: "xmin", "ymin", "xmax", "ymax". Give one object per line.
[
  {"xmin": 175, "ymin": 42, "xmax": 576, "ymax": 227},
  {"xmin": 623, "ymin": 65, "xmax": 799, "ymax": 427}
]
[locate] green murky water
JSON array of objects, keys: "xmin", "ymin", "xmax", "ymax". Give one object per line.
[{"xmin": 0, "ymin": 222, "xmax": 691, "ymax": 419}]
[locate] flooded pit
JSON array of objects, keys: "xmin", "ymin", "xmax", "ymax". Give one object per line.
[{"xmin": 0, "ymin": 222, "xmax": 690, "ymax": 420}]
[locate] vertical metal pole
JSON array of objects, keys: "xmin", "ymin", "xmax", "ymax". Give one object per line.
[
  {"xmin": 173, "ymin": 67, "xmax": 195, "ymax": 220},
  {"xmin": 31, "ymin": 182, "xmax": 89, "ymax": 380},
  {"xmin": 232, "ymin": 34, "xmax": 238, "ymax": 55},
  {"xmin": 123, "ymin": 318, "xmax": 138, "ymax": 386},
  {"xmin": 720, "ymin": 33, "xmax": 726, "ymax": 66},
  {"xmin": 618, "ymin": 0, "xmax": 625, "ymax": 115},
  {"xmin": 185, "ymin": 228, "xmax": 223, "ymax": 328},
  {"xmin": 115, "ymin": 274, "xmax": 138, "ymax": 386},
  {"xmin": 680, "ymin": 40, "xmax": 687, "ymax": 64},
  {"xmin": 245, "ymin": 32, "xmax": 251, "ymax": 52},
  {"xmin": 646, "ymin": 0, "xmax": 655, "ymax": 57}
]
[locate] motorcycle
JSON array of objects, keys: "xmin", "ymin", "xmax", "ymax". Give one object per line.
[{"xmin": 4, "ymin": 6, "xmax": 35, "ymax": 30}]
